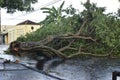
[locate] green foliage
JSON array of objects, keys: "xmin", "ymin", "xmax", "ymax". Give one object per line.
[
  {"xmin": 65, "ymin": 5, "xmax": 76, "ymax": 15},
  {"xmin": 63, "ymin": 49, "xmax": 78, "ymax": 56},
  {"xmin": 4, "ymin": 49, "xmax": 11, "ymax": 54},
  {"xmin": 17, "ymin": 22, "xmax": 74, "ymax": 42},
  {"xmin": 40, "ymin": 1, "xmax": 65, "ymax": 25},
  {"xmin": 0, "ymin": 0, "xmax": 37, "ymax": 13},
  {"xmin": 0, "ymin": 0, "xmax": 3, "ymax": 5},
  {"xmin": 95, "ymin": 15, "xmax": 120, "ymax": 48},
  {"xmin": 17, "ymin": 1, "xmax": 120, "ymax": 56},
  {"xmin": 17, "ymin": 35, "xmax": 27, "ymax": 42}
]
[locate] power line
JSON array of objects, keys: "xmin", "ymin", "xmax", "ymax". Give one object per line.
[
  {"xmin": 2, "ymin": 18, "xmax": 41, "ymax": 21},
  {"xmin": 8, "ymin": 0, "xmax": 63, "ymax": 20},
  {"xmin": 35, "ymin": 0, "xmax": 63, "ymax": 11}
]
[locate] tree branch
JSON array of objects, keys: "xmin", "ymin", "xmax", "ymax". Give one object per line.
[
  {"xmin": 56, "ymin": 35, "xmax": 96, "ymax": 42},
  {"xmin": 59, "ymin": 46, "xmax": 77, "ymax": 52},
  {"xmin": 76, "ymin": 19, "xmax": 88, "ymax": 35}
]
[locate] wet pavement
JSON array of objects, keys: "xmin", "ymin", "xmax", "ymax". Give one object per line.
[
  {"xmin": 0, "ymin": 45, "xmax": 59, "ymax": 80},
  {"xmin": 49, "ymin": 57, "xmax": 120, "ymax": 80},
  {"xmin": 1, "ymin": 45, "xmax": 120, "ymax": 80},
  {"xmin": 2, "ymin": 57, "xmax": 120, "ymax": 80},
  {"xmin": 0, "ymin": 63, "xmax": 58, "ymax": 80}
]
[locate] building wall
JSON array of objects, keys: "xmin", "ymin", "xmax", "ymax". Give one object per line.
[
  {"xmin": 1, "ymin": 25, "xmax": 41, "ymax": 44},
  {"xmin": 1, "ymin": 25, "xmax": 14, "ymax": 44},
  {"xmin": 1, "ymin": 25, "xmax": 15, "ymax": 33}
]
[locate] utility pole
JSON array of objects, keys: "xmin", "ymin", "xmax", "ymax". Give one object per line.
[
  {"xmin": 0, "ymin": 7, "xmax": 1, "ymax": 34},
  {"xmin": 0, "ymin": 7, "xmax": 3, "ymax": 44}
]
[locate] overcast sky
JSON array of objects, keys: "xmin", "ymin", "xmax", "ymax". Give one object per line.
[{"xmin": 1, "ymin": 0, "xmax": 120, "ymax": 25}]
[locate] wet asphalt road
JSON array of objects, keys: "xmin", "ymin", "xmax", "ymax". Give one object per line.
[
  {"xmin": 1, "ymin": 45, "xmax": 120, "ymax": 80},
  {"xmin": 49, "ymin": 57, "xmax": 120, "ymax": 80},
  {"xmin": 0, "ymin": 45, "xmax": 58, "ymax": 80},
  {"xmin": 1, "ymin": 57, "xmax": 120, "ymax": 80},
  {"xmin": 0, "ymin": 62, "xmax": 58, "ymax": 80}
]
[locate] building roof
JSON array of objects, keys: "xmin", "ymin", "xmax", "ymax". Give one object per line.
[{"xmin": 17, "ymin": 20, "xmax": 39, "ymax": 25}]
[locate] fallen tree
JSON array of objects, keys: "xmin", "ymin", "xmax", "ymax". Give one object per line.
[
  {"xmin": 6, "ymin": 1, "xmax": 120, "ymax": 72},
  {"xmin": 9, "ymin": 21, "xmax": 114, "ymax": 60},
  {"xmin": 8, "ymin": 1, "xmax": 120, "ymax": 60}
]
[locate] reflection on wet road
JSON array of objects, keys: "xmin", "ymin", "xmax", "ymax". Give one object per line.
[{"xmin": 49, "ymin": 57, "xmax": 120, "ymax": 80}]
